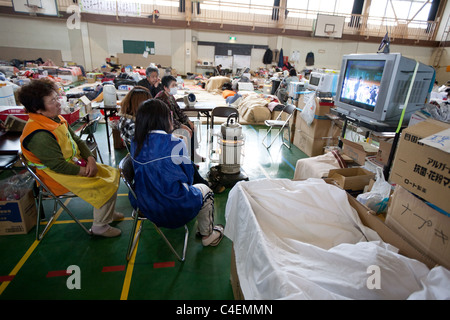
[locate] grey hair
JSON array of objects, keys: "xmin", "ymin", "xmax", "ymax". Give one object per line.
[{"xmin": 145, "ymin": 66, "xmax": 159, "ymax": 77}]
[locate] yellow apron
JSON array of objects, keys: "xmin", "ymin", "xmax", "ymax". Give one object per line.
[{"xmin": 23, "ymin": 115, "xmax": 119, "ymax": 209}]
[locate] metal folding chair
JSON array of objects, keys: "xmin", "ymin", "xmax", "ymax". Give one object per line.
[
  {"xmin": 18, "ymin": 152, "xmax": 92, "ymax": 241},
  {"xmin": 118, "ymin": 153, "xmax": 189, "ymax": 262},
  {"xmin": 262, "ymin": 104, "xmax": 296, "ymax": 149},
  {"xmin": 78, "ymin": 116, "xmax": 104, "ymax": 164}
]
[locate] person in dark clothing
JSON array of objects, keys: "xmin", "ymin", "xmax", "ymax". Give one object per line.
[
  {"xmin": 156, "ymin": 75, "xmax": 205, "ymax": 163},
  {"xmin": 137, "ymin": 66, "xmax": 163, "ymax": 97},
  {"xmin": 130, "ymin": 99, "xmax": 224, "ymax": 246}
]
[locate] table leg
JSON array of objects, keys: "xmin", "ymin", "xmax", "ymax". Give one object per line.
[{"xmin": 104, "ymin": 111, "xmax": 111, "ymax": 153}]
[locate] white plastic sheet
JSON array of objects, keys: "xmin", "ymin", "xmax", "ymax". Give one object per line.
[{"xmin": 224, "ymin": 178, "xmax": 450, "ymax": 300}]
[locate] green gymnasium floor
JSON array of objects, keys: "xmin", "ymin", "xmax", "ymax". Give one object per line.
[{"xmin": 0, "ymin": 122, "xmax": 308, "ymax": 300}]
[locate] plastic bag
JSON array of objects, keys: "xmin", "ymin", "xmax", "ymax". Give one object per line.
[
  {"xmin": 356, "ymin": 167, "xmax": 391, "ymax": 214},
  {"xmin": 301, "ymin": 92, "xmax": 316, "ymax": 125},
  {"xmin": 0, "ymin": 172, "xmax": 34, "ymax": 201}
]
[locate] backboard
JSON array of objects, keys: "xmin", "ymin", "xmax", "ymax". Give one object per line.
[
  {"xmin": 12, "ymin": 0, "xmax": 59, "ymax": 16},
  {"xmin": 313, "ymin": 14, "xmax": 345, "ymax": 39}
]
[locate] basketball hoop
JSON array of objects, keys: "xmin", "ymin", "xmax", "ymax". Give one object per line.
[
  {"xmin": 325, "ymin": 30, "xmax": 336, "ymax": 39},
  {"xmin": 25, "ymin": 4, "xmax": 41, "ymax": 16}
]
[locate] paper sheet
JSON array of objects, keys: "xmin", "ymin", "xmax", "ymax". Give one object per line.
[{"xmin": 419, "ymin": 128, "xmax": 450, "ymax": 153}]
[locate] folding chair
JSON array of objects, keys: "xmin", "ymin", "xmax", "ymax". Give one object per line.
[
  {"xmin": 208, "ymin": 106, "xmax": 239, "ymax": 162},
  {"xmin": 78, "ymin": 116, "xmax": 104, "ymax": 164},
  {"xmin": 262, "ymin": 104, "xmax": 296, "ymax": 149},
  {"xmin": 18, "ymin": 152, "xmax": 92, "ymax": 241},
  {"xmin": 119, "ymin": 153, "xmax": 189, "ymax": 262}
]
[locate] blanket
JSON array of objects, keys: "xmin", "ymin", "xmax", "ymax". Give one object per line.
[
  {"xmin": 225, "ymin": 178, "xmax": 450, "ymax": 300},
  {"xmin": 205, "ymin": 76, "xmax": 231, "ymax": 92},
  {"xmin": 232, "ymin": 94, "xmax": 271, "ymax": 124}
]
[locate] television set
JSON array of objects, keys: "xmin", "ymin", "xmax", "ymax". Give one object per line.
[
  {"xmin": 307, "ymin": 70, "xmax": 340, "ymax": 96},
  {"xmin": 334, "ymin": 53, "xmax": 434, "ymax": 127},
  {"xmin": 308, "ymin": 72, "xmax": 322, "ymax": 91}
]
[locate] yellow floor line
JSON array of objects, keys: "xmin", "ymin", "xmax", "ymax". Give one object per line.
[
  {"xmin": 46, "ymin": 217, "xmax": 133, "ymax": 225},
  {"xmin": 120, "ymin": 220, "xmax": 142, "ymax": 300},
  {"xmin": 0, "ymin": 239, "xmax": 39, "ymax": 295},
  {"xmin": 0, "ymin": 199, "xmax": 70, "ymax": 296}
]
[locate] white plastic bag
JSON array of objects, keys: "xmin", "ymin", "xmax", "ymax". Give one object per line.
[
  {"xmin": 356, "ymin": 167, "xmax": 391, "ymax": 214},
  {"xmin": 301, "ymin": 92, "xmax": 316, "ymax": 125}
]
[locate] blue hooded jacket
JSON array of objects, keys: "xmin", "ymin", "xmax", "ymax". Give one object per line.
[{"xmin": 130, "ymin": 131, "xmax": 203, "ymax": 228}]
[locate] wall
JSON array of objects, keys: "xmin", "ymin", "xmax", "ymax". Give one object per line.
[
  {"xmin": 0, "ymin": 15, "xmax": 73, "ymax": 62},
  {"xmin": 0, "ymin": 14, "xmax": 448, "ymax": 84}
]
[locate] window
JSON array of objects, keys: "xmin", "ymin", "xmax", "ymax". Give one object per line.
[
  {"xmin": 200, "ymin": 0, "xmax": 274, "ymax": 14},
  {"xmin": 286, "ymin": 0, "xmax": 354, "ymax": 19},
  {"xmin": 368, "ymin": 0, "xmax": 432, "ymax": 28},
  {"xmin": 369, "ymin": 0, "xmax": 432, "ymax": 21}
]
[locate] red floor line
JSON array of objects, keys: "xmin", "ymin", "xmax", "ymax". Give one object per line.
[
  {"xmin": 153, "ymin": 261, "xmax": 175, "ymax": 269},
  {"xmin": 0, "ymin": 275, "xmax": 15, "ymax": 282},
  {"xmin": 46, "ymin": 270, "xmax": 70, "ymax": 278},
  {"xmin": 102, "ymin": 265, "xmax": 126, "ymax": 273}
]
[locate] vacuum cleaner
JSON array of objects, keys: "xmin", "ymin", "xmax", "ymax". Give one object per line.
[{"xmin": 208, "ymin": 113, "xmax": 248, "ymax": 191}]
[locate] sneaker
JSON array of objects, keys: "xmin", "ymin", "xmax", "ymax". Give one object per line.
[
  {"xmin": 91, "ymin": 225, "xmax": 122, "ymax": 238},
  {"xmin": 202, "ymin": 225, "xmax": 224, "ymax": 246},
  {"xmin": 113, "ymin": 211, "xmax": 124, "ymax": 221}
]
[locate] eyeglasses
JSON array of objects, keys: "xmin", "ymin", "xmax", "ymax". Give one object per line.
[{"xmin": 44, "ymin": 94, "xmax": 60, "ymax": 106}]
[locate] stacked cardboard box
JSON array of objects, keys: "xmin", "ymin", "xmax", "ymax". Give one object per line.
[
  {"xmin": 390, "ymin": 119, "xmax": 450, "ymax": 213},
  {"xmin": 293, "ymin": 95, "xmax": 340, "ymax": 156},
  {"xmin": 386, "ymin": 185, "xmax": 450, "ymax": 269},
  {"xmin": 387, "ymin": 119, "xmax": 450, "ymax": 269}
]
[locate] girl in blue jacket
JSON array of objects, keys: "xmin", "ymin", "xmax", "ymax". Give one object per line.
[{"xmin": 131, "ymin": 99, "xmax": 224, "ymax": 246}]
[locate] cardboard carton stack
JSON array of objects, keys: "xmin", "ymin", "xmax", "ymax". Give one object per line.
[
  {"xmin": 293, "ymin": 95, "xmax": 340, "ymax": 157},
  {"xmin": 387, "ymin": 119, "xmax": 450, "ymax": 269}
]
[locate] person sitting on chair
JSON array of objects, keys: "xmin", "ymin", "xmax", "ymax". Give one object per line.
[
  {"xmin": 119, "ymin": 86, "xmax": 152, "ymax": 145},
  {"xmin": 281, "ymin": 68, "xmax": 298, "ymax": 88},
  {"xmin": 155, "ymin": 75, "xmax": 204, "ymax": 162},
  {"xmin": 130, "ymin": 99, "xmax": 224, "ymax": 246},
  {"xmin": 19, "ymin": 79, "xmax": 123, "ymax": 237},
  {"xmin": 155, "ymin": 75, "xmax": 193, "ymax": 135},
  {"xmin": 137, "ymin": 66, "xmax": 163, "ymax": 98},
  {"xmin": 119, "ymin": 86, "xmax": 209, "ymax": 185}
]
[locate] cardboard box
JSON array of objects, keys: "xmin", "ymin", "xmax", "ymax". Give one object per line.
[
  {"xmin": 342, "ymin": 139, "xmax": 378, "ymax": 166},
  {"xmin": 295, "ymin": 111, "xmax": 341, "ymax": 139},
  {"xmin": 293, "ymin": 129, "xmax": 338, "ymax": 157},
  {"xmin": 297, "ymin": 95, "xmax": 334, "ymax": 117},
  {"xmin": 390, "ymin": 119, "xmax": 450, "ymax": 213},
  {"xmin": 112, "ymin": 128, "xmax": 125, "ymax": 149},
  {"xmin": 375, "ymin": 139, "xmax": 393, "ymax": 166},
  {"xmin": 386, "ymin": 185, "xmax": 450, "ymax": 269},
  {"xmin": 0, "ymin": 190, "xmax": 37, "ymax": 235},
  {"xmin": 328, "ymin": 167, "xmax": 375, "ymax": 191},
  {"xmin": 230, "ymin": 180, "xmax": 437, "ymax": 300}
]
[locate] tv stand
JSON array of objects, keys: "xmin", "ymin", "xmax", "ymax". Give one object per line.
[{"xmin": 329, "ymin": 108, "xmax": 403, "ymax": 181}]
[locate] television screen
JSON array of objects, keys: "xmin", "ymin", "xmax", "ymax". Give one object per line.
[
  {"xmin": 339, "ymin": 60, "xmax": 385, "ymax": 112},
  {"xmin": 309, "ymin": 74, "xmax": 320, "ymax": 86}
]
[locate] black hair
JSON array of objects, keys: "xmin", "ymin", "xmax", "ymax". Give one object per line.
[
  {"xmin": 18, "ymin": 79, "xmax": 59, "ymax": 113},
  {"xmin": 133, "ymin": 99, "xmax": 172, "ymax": 158},
  {"xmin": 161, "ymin": 75, "xmax": 176, "ymax": 89},
  {"xmin": 289, "ymin": 68, "xmax": 297, "ymax": 77}
]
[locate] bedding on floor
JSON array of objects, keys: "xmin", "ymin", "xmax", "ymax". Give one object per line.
[{"xmin": 224, "ymin": 178, "xmax": 450, "ymax": 300}]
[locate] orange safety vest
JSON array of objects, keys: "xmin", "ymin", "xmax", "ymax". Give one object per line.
[
  {"xmin": 20, "ymin": 113, "xmax": 119, "ymax": 209},
  {"xmin": 21, "ymin": 114, "xmax": 75, "ymax": 196}
]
